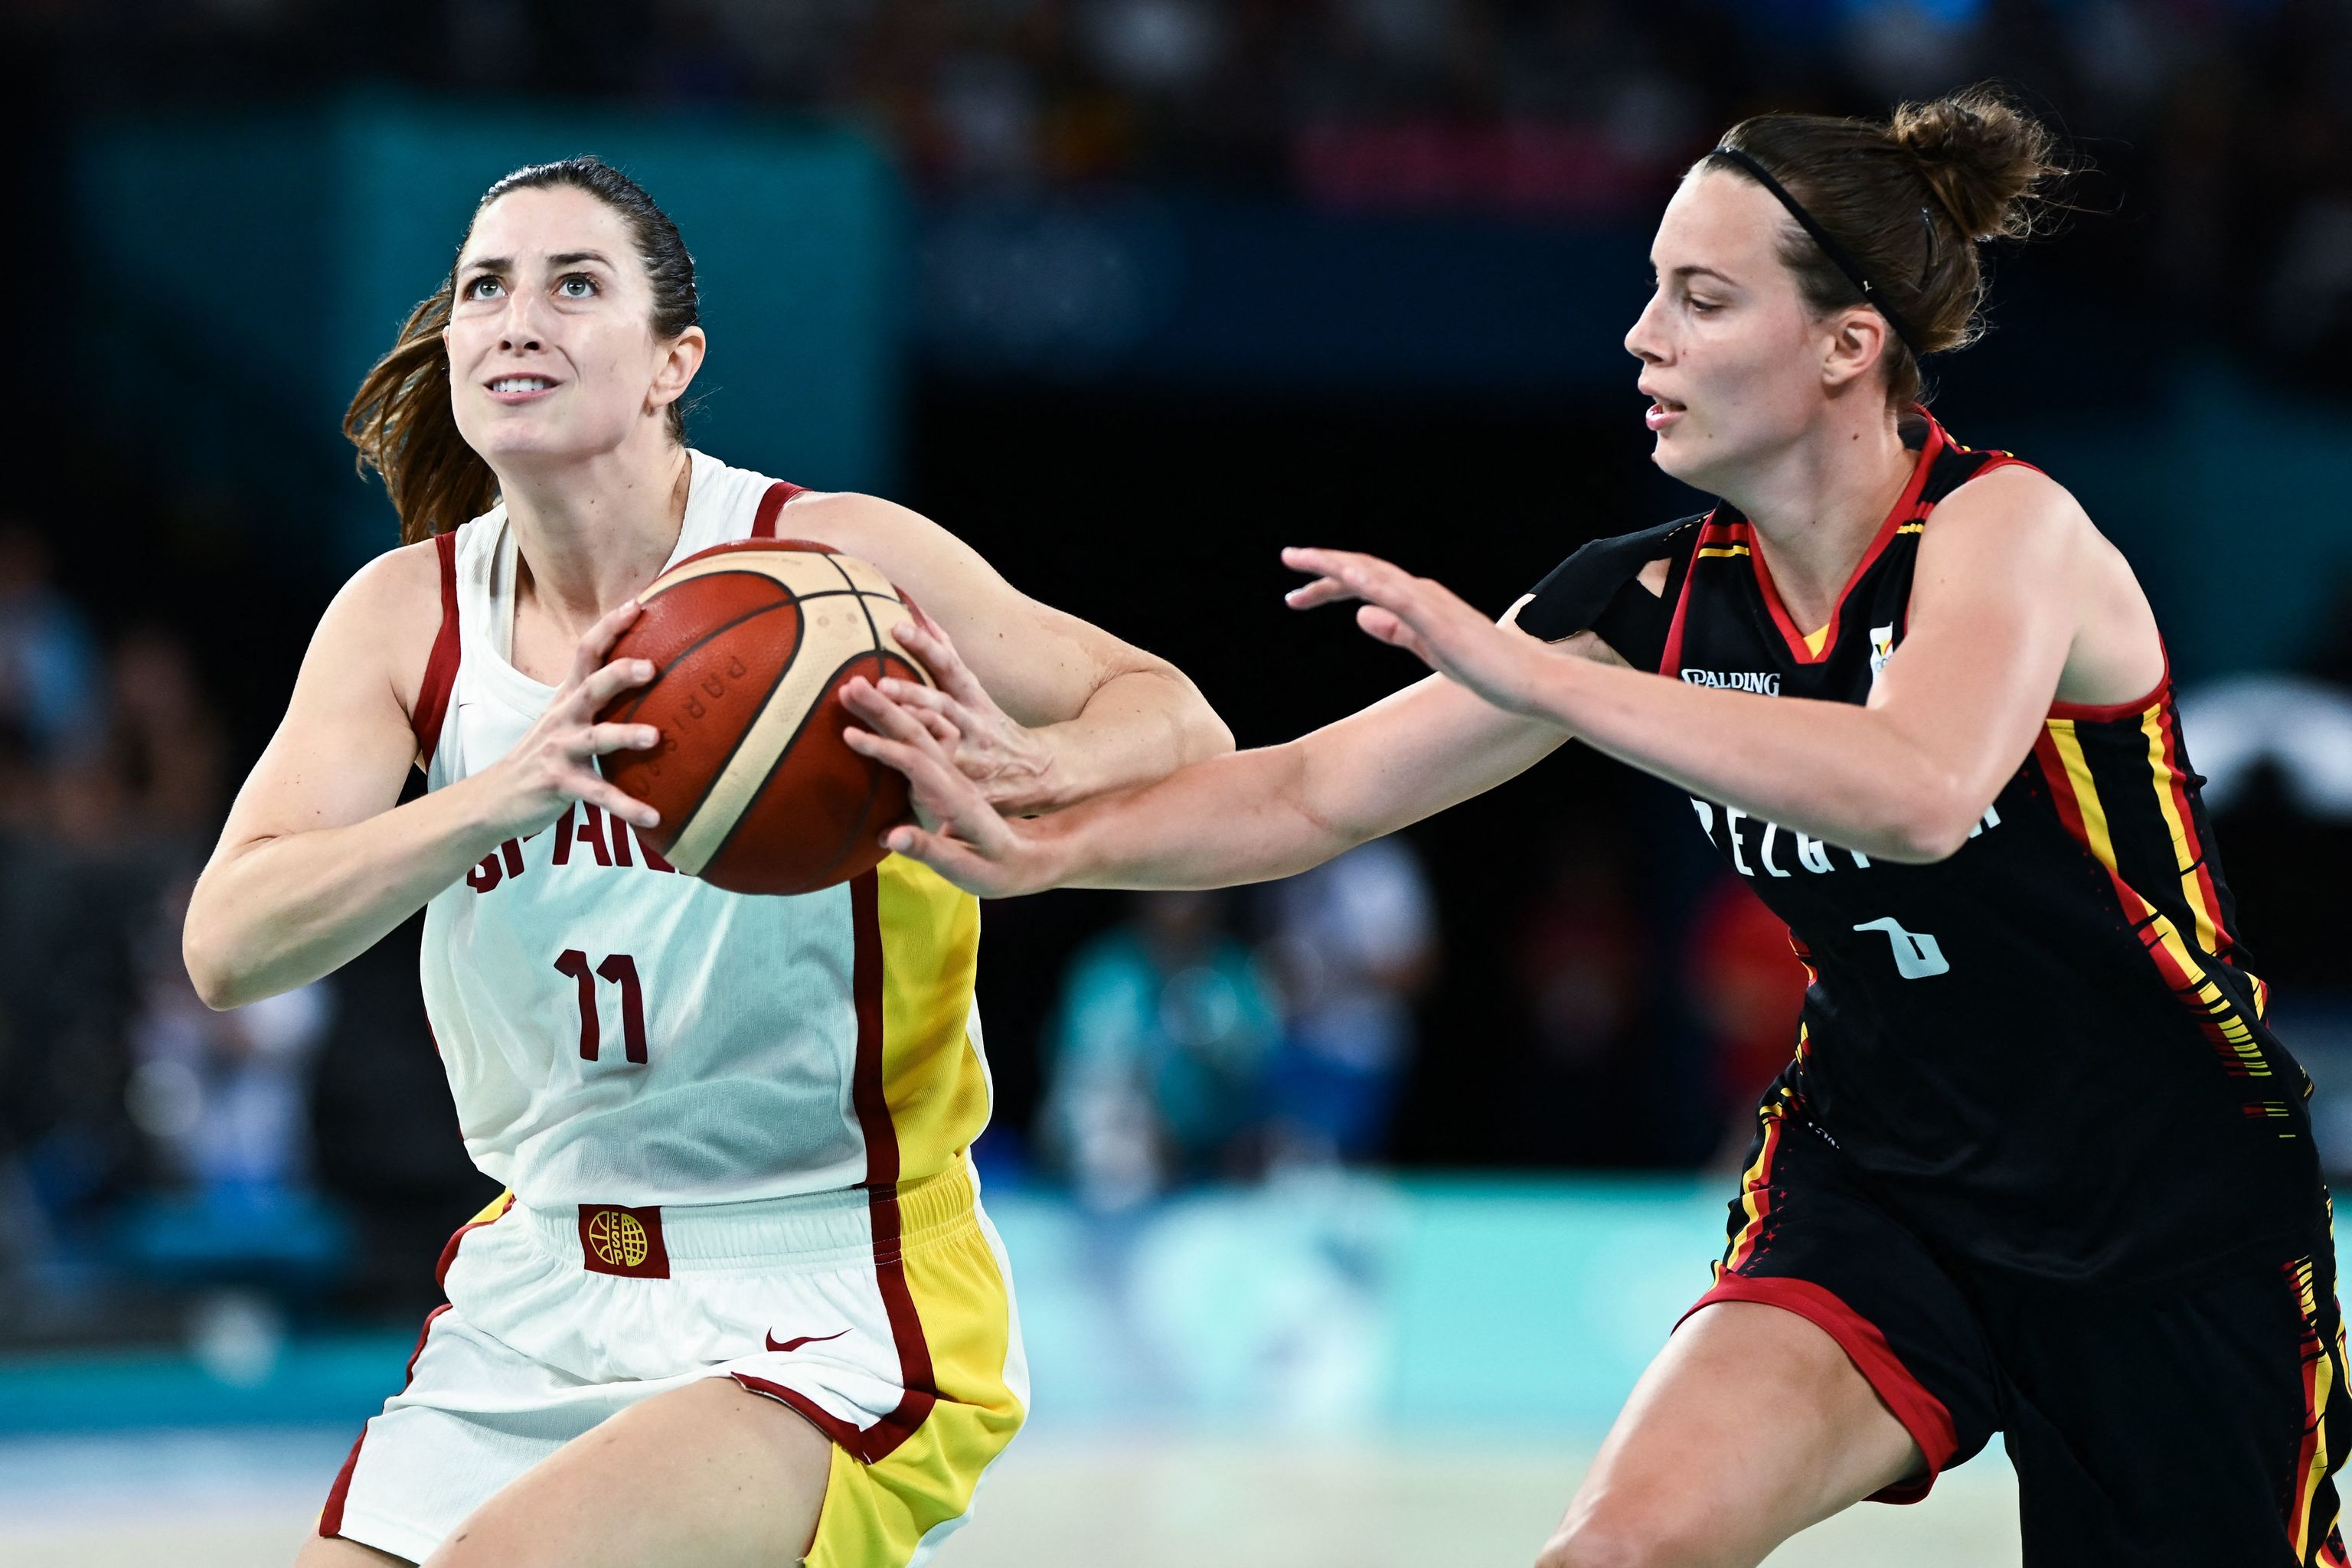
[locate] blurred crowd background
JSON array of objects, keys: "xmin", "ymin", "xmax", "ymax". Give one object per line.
[{"xmin": 3, "ymin": 0, "xmax": 2352, "ymax": 1380}]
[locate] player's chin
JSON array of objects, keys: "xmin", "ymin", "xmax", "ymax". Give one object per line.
[
  {"xmin": 1648, "ymin": 428, "xmax": 1722, "ymax": 487},
  {"xmin": 462, "ymin": 410, "xmax": 605, "ymax": 464}
]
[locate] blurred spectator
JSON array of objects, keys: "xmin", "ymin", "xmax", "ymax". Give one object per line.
[
  {"xmin": 1514, "ymin": 832, "xmax": 1642, "ymax": 1052},
  {"xmin": 0, "ymin": 588, "xmax": 259, "ymax": 1341},
  {"xmin": 2177, "ymin": 675, "xmax": 2352, "ymax": 822},
  {"xmin": 1259, "ymin": 838, "xmax": 1436, "ymax": 1165},
  {"xmin": 5, "ymin": 0, "xmax": 2321, "ymax": 339},
  {"xmin": 126, "ymin": 877, "xmax": 330, "ymax": 1197},
  {"xmin": 51, "ymin": 626, "xmax": 227, "ymax": 854},
  {"xmin": 0, "ymin": 521, "xmax": 102, "ymax": 769},
  {"xmin": 1042, "ymin": 890, "xmax": 1279, "ymax": 1209},
  {"xmin": 1506, "ymin": 824, "xmax": 1723, "ymax": 1167},
  {"xmin": 2182, "ymin": 654, "xmax": 2352, "ymax": 1178}
]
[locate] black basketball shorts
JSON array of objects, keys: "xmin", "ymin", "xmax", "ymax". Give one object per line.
[{"xmin": 1685, "ymin": 1093, "xmax": 2351, "ymax": 1565}]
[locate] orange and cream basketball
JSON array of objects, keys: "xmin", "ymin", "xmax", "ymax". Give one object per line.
[{"xmin": 598, "ymin": 539, "xmax": 935, "ymax": 896}]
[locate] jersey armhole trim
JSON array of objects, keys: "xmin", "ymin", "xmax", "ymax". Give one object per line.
[
  {"xmin": 1963, "ymin": 453, "xmax": 2045, "ymax": 482},
  {"xmin": 2047, "ymin": 648, "xmax": 2171, "ymax": 723},
  {"xmin": 410, "ymin": 531, "xmax": 462, "ymax": 763},
  {"xmin": 750, "ymin": 480, "xmax": 809, "ymax": 539}
]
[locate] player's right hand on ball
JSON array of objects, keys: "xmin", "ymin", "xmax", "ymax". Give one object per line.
[
  {"xmin": 485, "ymin": 600, "xmax": 663, "ymax": 839},
  {"xmin": 841, "ymin": 677, "xmax": 1057, "ymax": 898}
]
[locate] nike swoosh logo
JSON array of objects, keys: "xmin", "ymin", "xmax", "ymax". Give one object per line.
[{"xmin": 765, "ymin": 1328, "xmax": 849, "ymax": 1354}]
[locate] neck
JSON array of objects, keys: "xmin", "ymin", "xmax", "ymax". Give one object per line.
[
  {"xmin": 1715, "ymin": 402, "xmax": 1919, "ymax": 632},
  {"xmin": 495, "ymin": 436, "xmax": 693, "ymax": 635}
]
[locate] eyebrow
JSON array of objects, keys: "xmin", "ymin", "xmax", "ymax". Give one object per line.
[
  {"xmin": 1657, "ymin": 263, "xmax": 1740, "ymax": 288},
  {"xmin": 456, "ymin": 250, "xmax": 616, "ymax": 274}
]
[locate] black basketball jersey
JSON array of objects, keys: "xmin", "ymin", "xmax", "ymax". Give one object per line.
[{"xmin": 1521, "ymin": 412, "xmax": 2323, "ymax": 1291}]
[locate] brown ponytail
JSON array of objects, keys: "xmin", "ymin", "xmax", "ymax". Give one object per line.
[
  {"xmin": 344, "ymin": 155, "xmax": 702, "ymax": 545},
  {"xmin": 345, "ymin": 284, "xmax": 500, "ymax": 547},
  {"xmin": 1710, "ymin": 83, "xmax": 2069, "ymax": 408}
]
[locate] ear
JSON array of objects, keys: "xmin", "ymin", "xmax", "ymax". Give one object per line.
[
  {"xmin": 648, "ymin": 325, "xmax": 707, "ymax": 415},
  {"xmin": 1820, "ymin": 306, "xmax": 1890, "ymax": 393}
]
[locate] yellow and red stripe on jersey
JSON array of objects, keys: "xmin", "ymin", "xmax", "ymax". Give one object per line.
[
  {"xmin": 2285, "ymin": 1253, "xmax": 2351, "ymax": 1563},
  {"xmin": 2138, "ymin": 696, "xmax": 2239, "ymax": 969},
  {"xmin": 2032, "ymin": 711, "xmax": 2273, "ymax": 1083}
]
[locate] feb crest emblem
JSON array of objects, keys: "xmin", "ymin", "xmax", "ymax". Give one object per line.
[{"xmin": 577, "ymin": 1203, "xmax": 671, "ymax": 1278}]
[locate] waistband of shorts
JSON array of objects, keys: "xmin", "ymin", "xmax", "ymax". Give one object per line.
[{"xmin": 511, "ymin": 1160, "xmax": 978, "ymax": 1272}]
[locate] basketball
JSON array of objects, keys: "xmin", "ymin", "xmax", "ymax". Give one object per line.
[{"xmin": 596, "ymin": 537, "xmax": 935, "ymax": 895}]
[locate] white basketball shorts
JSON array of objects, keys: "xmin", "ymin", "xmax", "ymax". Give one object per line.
[{"xmin": 318, "ymin": 1159, "xmax": 1027, "ymax": 1566}]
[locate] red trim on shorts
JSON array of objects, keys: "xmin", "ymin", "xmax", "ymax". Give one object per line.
[
  {"xmin": 734, "ymin": 871, "xmax": 939, "ymax": 1462},
  {"xmin": 750, "ymin": 480, "xmax": 808, "ymax": 539},
  {"xmin": 433, "ymin": 1191, "xmax": 514, "ymax": 1290},
  {"xmin": 410, "ymin": 531, "xmax": 462, "ymax": 761},
  {"xmin": 1679, "ymin": 1273, "xmax": 1958, "ymax": 1505},
  {"xmin": 318, "ymin": 1303, "xmax": 450, "ymax": 1539}
]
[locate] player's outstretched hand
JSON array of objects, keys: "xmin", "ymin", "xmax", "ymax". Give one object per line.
[
  {"xmin": 841, "ymin": 677, "xmax": 1060, "ymax": 898},
  {"xmin": 485, "ymin": 599, "xmax": 663, "ymax": 838},
  {"xmin": 880, "ymin": 600, "xmax": 1065, "ymax": 815},
  {"xmin": 1283, "ymin": 546, "xmax": 1553, "ymax": 719}
]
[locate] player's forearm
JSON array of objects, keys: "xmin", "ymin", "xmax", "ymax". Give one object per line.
[
  {"xmin": 185, "ymin": 775, "xmax": 511, "ymax": 1010},
  {"xmin": 1024, "ymin": 740, "xmax": 1361, "ymax": 890},
  {"xmin": 1525, "ymin": 658, "xmax": 1979, "ymax": 861},
  {"xmin": 1028, "ymin": 665, "xmax": 1235, "ymax": 811}
]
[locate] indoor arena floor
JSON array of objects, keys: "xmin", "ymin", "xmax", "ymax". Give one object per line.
[{"xmin": 0, "ymin": 1427, "xmax": 2021, "ymax": 1566}]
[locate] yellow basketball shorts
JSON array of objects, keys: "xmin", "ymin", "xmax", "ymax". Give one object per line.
[{"xmin": 318, "ymin": 1159, "xmax": 1028, "ymax": 1566}]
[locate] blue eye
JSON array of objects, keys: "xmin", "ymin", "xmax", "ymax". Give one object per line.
[
  {"xmin": 559, "ymin": 275, "xmax": 596, "ymax": 298},
  {"xmin": 465, "ymin": 276, "xmax": 502, "ymax": 300}
]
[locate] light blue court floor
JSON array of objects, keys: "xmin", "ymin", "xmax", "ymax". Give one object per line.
[{"xmin": 0, "ymin": 1426, "xmax": 2021, "ymax": 1566}]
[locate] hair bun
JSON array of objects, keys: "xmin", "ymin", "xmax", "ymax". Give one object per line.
[{"xmin": 1891, "ymin": 84, "xmax": 2063, "ymax": 244}]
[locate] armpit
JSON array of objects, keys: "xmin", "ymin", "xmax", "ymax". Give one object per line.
[{"xmin": 1553, "ymin": 629, "xmax": 1632, "ymax": 668}]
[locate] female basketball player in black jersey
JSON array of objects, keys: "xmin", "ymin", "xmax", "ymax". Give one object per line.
[{"xmin": 843, "ymin": 87, "xmax": 2350, "ymax": 1566}]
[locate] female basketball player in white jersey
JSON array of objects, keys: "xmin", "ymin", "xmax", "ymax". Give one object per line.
[
  {"xmin": 181, "ymin": 156, "xmax": 1230, "ymax": 1568},
  {"xmin": 844, "ymin": 89, "xmax": 2350, "ymax": 1567}
]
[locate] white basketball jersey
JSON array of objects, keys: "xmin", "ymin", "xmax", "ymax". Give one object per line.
[{"xmin": 414, "ymin": 450, "xmax": 991, "ymax": 1210}]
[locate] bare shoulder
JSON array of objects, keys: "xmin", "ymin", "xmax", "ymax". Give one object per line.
[
  {"xmin": 1909, "ymin": 459, "xmax": 2160, "ymax": 699},
  {"xmin": 773, "ymin": 490, "xmax": 1022, "ymax": 618},
  {"xmin": 776, "ymin": 491, "xmax": 954, "ymax": 567},
  {"xmin": 1926, "ymin": 462, "xmax": 2093, "ymax": 556},
  {"xmin": 312, "ymin": 537, "xmax": 450, "ymax": 714}
]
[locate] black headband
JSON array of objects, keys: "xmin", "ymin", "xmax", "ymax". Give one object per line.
[{"xmin": 1707, "ymin": 145, "xmax": 1927, "ymax": 358}]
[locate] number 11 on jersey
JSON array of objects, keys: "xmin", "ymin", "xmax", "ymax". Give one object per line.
[{"xmin": 554, "ymin": 949, "xmax": 648, "ymax": 1063}]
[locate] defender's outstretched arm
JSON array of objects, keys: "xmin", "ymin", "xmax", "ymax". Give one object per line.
[{"xmin": 843, "ymin": 616, "xmax": 1620, "ymax": 897}]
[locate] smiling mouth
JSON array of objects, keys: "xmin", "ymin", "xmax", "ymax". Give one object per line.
[{"xmin": 488, "ymin": 376, "xmax": 557, "ymax": 394}]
